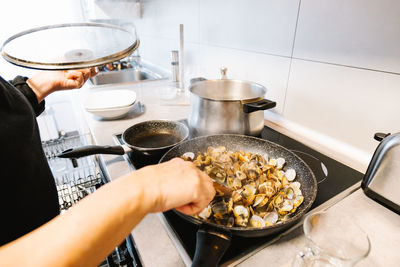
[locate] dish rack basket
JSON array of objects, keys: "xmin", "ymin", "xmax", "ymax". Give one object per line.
[{"xmin": 42, "ymin": 131, "xmax": 103, "ymax": 211}]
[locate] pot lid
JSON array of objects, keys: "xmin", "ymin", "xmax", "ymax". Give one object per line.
[
  {"xmin": 190, "ymin": 79, "xmax": 267, "ymax": 101},
  {"xmin": 1, "ymin": 22, "xmax": 139, "ymax": 70}
]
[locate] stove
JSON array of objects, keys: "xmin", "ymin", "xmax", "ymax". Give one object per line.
[{"xmin": 113, "ymin": 125, "xmax": 363, "ymax": 266}]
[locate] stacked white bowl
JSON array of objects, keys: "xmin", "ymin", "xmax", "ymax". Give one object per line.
[{"xmin": 84, "ymin": 89, "xmax": 137, "ymax": 119}]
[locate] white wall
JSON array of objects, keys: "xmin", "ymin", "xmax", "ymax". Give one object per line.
[
  {"xmin": 1, "ymin": 0, "xmax": 399, "ymax": 168},
  {"xmin": 131, "ymin": 0, "xmax": 400, "ymax": 167}
]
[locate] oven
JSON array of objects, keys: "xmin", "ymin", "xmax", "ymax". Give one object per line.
[{"xmin": 112, "ymin": 123, "xmax": 363, "ymax": 266}]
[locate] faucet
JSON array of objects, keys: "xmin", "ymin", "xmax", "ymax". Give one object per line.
[{"xmin": 127, "ymin": 50, "xmax": 141, "ymax": 68}]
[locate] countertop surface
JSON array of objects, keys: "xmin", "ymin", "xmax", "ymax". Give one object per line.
[{"xmin": 73, "ymin": 80, "xmax": 400, "ymax": 267}]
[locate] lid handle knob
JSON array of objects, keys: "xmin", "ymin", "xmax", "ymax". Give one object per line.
[{"xmin": 220, "ymin": 66, "xmax": 228, "ymax": 79}]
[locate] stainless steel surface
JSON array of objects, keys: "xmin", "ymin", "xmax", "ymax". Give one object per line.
[
  {"xmin": 1, "ymin": 22, "xmax": 139, "ymax": 70},
  {"xmin": 188, "ymin": 68, "xmax": 269, "ymax": 136},
  {"xmin": 220, "ymin": 66, "xmax": 228, "ymax": 79},
  {"xmin": 179, "ymin": 24, "xmax": 184, "ymax": 92},
  {"xmin": 190, "ymin": 79, "xmax": 266, "ymax": 101},
  {"xmin": 171, "ymin": 50, "xmax": 179, "ymax": 82},
  {"xmin": 363, "ymin": 133, "xmax": 400, "ymax": 209},
  {"xmin": 90, "ymin": 64, "xmax": 168, "ymax": 85}
]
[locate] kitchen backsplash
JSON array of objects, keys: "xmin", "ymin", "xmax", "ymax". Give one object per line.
[
  {"xmin": 1, "ymin": 0, "xmax": 399, "ymax": 170},
  {"xmin": 132, "ymin": 0, "xmax": 400, "ymax": 169}
]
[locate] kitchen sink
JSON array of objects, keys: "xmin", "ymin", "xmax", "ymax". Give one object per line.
[{"xmin": 89, "ymin": 63, "xmax": 169, "ymax": 86}]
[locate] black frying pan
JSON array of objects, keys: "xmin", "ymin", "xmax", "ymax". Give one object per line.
[
  {"xmin": 58, "ymin": 120, "xmax": 189, "ymax": 163},
  {"xmin": 159, "ymin": 134, "xmax": 317, "ymax": 267}
]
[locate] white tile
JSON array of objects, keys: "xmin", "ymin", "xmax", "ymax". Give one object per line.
[
  {"xmin": 191, "ymin": 45, "xmax": 291, "ymax": 114},
  {"xmin": 294, "ymin": 0, "xmax": 400, "ymax": 73},
  {"xmin": 138, "ymin": 35, "xmax": 201, "ymax": 74},
  {"xmin": 284, "ymin": 59, "xmax": 400, "ymax": 154},
  {"xmin": 199, "ymin": 0, "xmax": 300, "ymax": 57},
  {"xmin": 134, "ymin": 0, "xmax": 199, "ymax": 43}
]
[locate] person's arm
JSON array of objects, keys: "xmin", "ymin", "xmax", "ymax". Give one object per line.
[
  {"xmin": 26, "ymin": 69, "xmax": 98, "ymax": 103},
  {"xmin": 0, "ymin": 158, "xmax": 215, "ymax": 267},
  {"xmin": 10, "ymin": 69, "xmax": 98, "ymax": 116},
  {"xmin": 10, "ymin": 76, "xmax": 46, "ymax": 116}
]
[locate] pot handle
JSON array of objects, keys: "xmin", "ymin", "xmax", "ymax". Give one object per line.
[
  {"xmin": 243, "ymin": 99, "xmax": 276, "ymax": 113},
  {"xmin": 374, "ymin": 132, "xmax": 391, "ymax": 142},
  {"xmin": 57, "ymin": 145, "xmax": 126, "ymax": 158},
  {"xmin": 191, "ymin": 228, "xmax": 231, "ymax": 267},
  {"xmin": 190, "ymin": 77, "xmax": 207, "ymax": 85}
]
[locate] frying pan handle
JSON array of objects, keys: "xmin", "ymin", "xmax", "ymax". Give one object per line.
[
  {"xmin": 192, "ymin": 229, "xmax": 231, "ymax": 267},
  {"xmin": 243, "ymin": 99, "xmax": 276, "ymax": 113},
  {"xmin": 57, "ymin": 145, "xmax": 126, "ymax": 158}
]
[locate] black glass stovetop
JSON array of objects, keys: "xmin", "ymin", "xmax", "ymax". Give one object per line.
[{"xmin": 114, "ymin": 125, "xmax": 364, "ymax": 266}]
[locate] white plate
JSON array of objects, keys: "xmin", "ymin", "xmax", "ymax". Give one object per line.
[
  {"xmin": 84, "ymin": 89, "xmax": 136, "ymax": 110},
  {"xmin": 85, "ymin": 103, "xmax": 135, "ymax": 119}
]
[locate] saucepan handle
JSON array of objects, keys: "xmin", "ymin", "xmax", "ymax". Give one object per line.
[
  {"xmin": 243, "ymin": 99, "xmax": 276, "ymax": 113},
  {"xmin": 190, "ymin": 77, "xmax": 207, "ymax": 85},
  {"xmin": 373, "ymin": 132, "xmax": 391, "ymax": 142},
  {"xmin": 57, "ymin": 145, "xmax": 126, "ymax": 158},
  {"xmin": 191, "ymin": 228, "xmax": 231, "ymax": 267}
]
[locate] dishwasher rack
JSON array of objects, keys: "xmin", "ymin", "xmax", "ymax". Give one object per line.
[
  {"xmin": 41, "ymin": 131, "xmax": 142, "ymax": 267},
  {"xmin": 42, "ymin": 131, "xmax": 102, "ymax": 211}
]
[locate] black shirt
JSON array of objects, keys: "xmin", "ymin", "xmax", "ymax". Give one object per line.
[{"xmin": 0, "ymin": 75, "xmax": 59, "ymax": 246}]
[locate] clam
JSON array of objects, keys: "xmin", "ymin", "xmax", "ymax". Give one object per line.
[
  {"xmin": 235, "ymin": 170, "xmax": 247, "ymax": 180},
  {"xmin": 283, "ymin": 186, "xmax": 295, "ymax": 200},
  {"xmin": 273, "ymin": 193, "xmax": 284, "ymax": 208},
  {"xmin": 227, "ymin": 176, "xmax": 242, "ymax": 190},
  {"xmin": 285, "ymin": 168, "xmax": 296, "ymax": 181},
  {"xmin": 279, "ymin": 199, "xmax": 294, "ymax": 212},
  {"xmin": 233, "ymin": 205, "xmax": 249, "ymax": 227},
  {"xmin": 232, "ymin": 189, "xmax": 243, "ymax": 203},
  {"xmin": 227, "ymin": 216, "xmax": 235, "ymax": 227},
  {"xmin": 212, "ymin": 200, "xmax": 228, "ymax": 219},
  {"xmin": 290, "ymin": 182, "xmax": 302, "ymax": 196},
  {"xmin": 263, "ymin": 211, "xmax": 279, "ymax": 226},
  {"xmin": 249, "ymin": 215, "xmax": 265, "ymax": 227},
  {"xmin": 253, "ymin": 194, "xmax": 269, "ymax": 207},
  {"xmin": 202, "ymin": 155, "xmax": 212, "ymax": 165},
  {"xmin": 268, "ymin": 158, "xmax": 277, "ymax": 167},
  {"xmin": 242, "ymin": 184, "xmax": 256, "ymax": 198},
  {"xmin": 182, "ymin": 152, "xmax": 195, "ymax": 161},
  {"xmin": 247, "ymin": 169, "xmax": 259, "ymax": 180},
  {"xmin": 207, "ymin": 166, "xmax": 227, "ymax": 184},
  {"xmin": 293, "ymin": 195, "xmax": 304, "ymax": 208},
  {"xmin": 198, "ymin": 205, "xmax": 212, "ymax": 219},
  {"xmin": 276, "ymin": 157, "xmax": 286, "ymax": 169},
  {"xmin": 259, "ymin": 182, "xmax": 276, "ymax": 198}
]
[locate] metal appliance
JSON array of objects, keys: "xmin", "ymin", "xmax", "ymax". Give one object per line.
[{"xmin": 362, "ymin": 132, "xmax": 400, "ymax": 214}]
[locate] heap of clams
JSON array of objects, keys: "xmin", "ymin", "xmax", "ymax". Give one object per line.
[{"xmin": 181, "ymin": 146, "xmax": 304, "ymax": 228}]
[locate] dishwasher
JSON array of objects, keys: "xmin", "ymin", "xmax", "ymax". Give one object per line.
[{"xmin": 42, "ymin": 131, "xmax": 142, "ymax": 267}]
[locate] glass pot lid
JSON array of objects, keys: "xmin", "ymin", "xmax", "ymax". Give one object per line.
[{"xmin": 1, "ymin": 22, "xmax": 139, "ymax": 70}]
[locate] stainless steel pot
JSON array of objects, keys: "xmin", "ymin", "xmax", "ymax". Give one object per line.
[{"xmin": 188, "ymin": 67, "xmax": 276, "ymax": 137}]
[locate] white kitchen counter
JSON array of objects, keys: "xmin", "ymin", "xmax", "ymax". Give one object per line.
[{"xmin": 72, "ymin": 80, "xmax": 400, "ymax": 267}]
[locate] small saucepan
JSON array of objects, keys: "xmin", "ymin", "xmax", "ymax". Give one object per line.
[{"xmin": 58, "ymin": 120, "xmax": 189, "ymax": 163}]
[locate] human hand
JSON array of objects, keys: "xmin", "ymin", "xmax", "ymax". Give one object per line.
[
  {"xmin": 27, "ymin": 68, "xmax": 98, "ymax": 102},
  {"xmin": 135, "ymin": 158, "xmax": 216, "ymax": 215}
]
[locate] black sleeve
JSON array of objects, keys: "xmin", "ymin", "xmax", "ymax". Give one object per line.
[{"xmin": 9, "ymin": 76, "xmax": 45, "ymax": 116}]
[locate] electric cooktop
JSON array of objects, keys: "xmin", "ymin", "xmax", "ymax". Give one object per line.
[{"xmin": 113, "ymin": 124, "xmax": 363, "ymax": 266}]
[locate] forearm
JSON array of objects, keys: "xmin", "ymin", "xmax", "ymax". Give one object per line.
[{"xmin": 0, "ymin": 172, "xmax": 151, "ymax": 267}]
